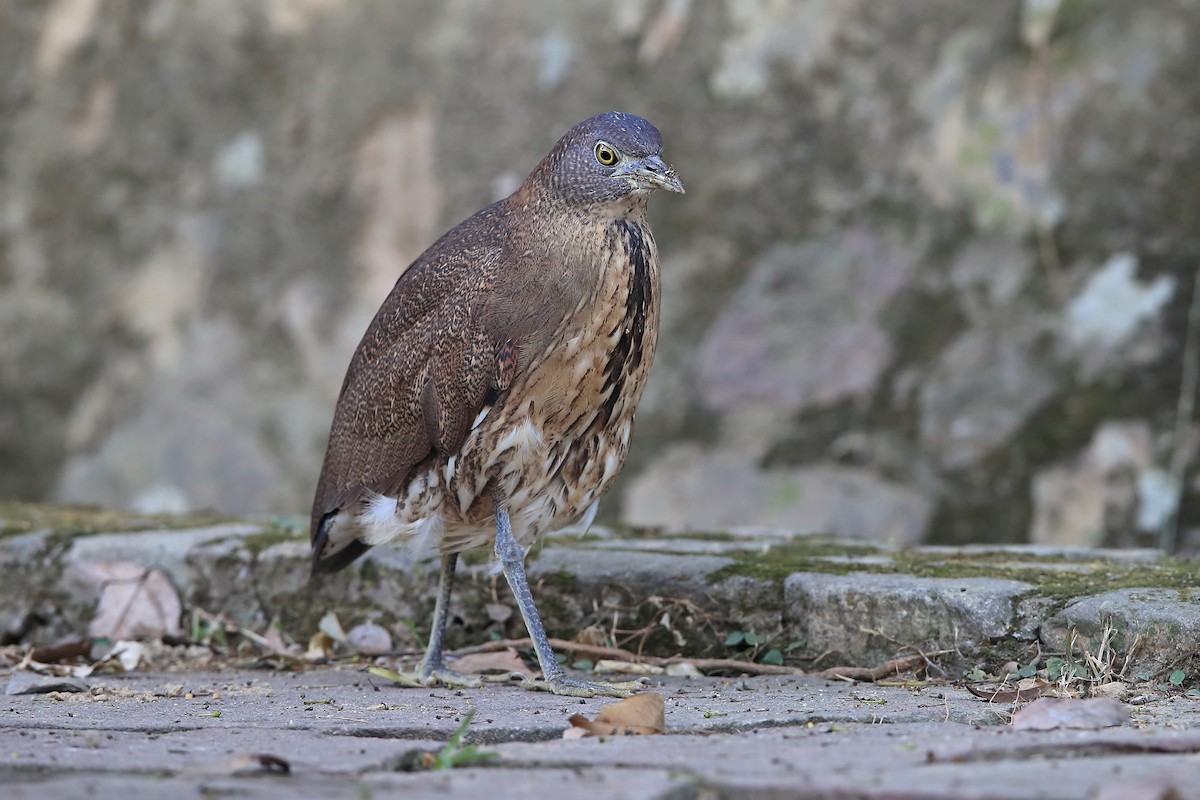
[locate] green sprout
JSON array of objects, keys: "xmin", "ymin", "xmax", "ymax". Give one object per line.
[{"xmin": 433, "ymin": 710, "xmax": 497, "ymax": 770}]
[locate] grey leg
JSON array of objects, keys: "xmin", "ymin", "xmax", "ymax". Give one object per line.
[
  {"xmin": 494, "ymin": 503, "xmax": 644, "ymax": 698},
  {"xmin": 418, "ymin": 553, "xmax": 457, "ymax": 675},
  {"xmin": 415, "ymin": 553, "xmax": 480, "ymax": 688}
]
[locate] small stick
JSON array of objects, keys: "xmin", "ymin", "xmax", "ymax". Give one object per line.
[
  {"xmin": 810, "ymin": 650, "xmax": 956, "ymax": 682},
  {"xmin": 449, "ymin": 637, "xmax": 801, "ymax": 674},
  {"xmin": 448, "ymin": 638, "xmax": 945, "ymax": 680}
]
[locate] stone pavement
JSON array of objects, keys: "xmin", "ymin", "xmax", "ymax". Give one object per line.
[
  {"xmin": 3, "ymin": 668, "xmax": 1200, "ymax": 799},
  {"xmin": 2, "ymin": 505, "xmax": 1200, "ymax": 798},
  {"xmin": 2, "ymin": 505, "xmax": 1199, "ymax": 678}
]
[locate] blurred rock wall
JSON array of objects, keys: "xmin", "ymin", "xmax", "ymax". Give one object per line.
[{"xmin": 2, "ymin": 0, "xmax": 1198, "ymax": 549}]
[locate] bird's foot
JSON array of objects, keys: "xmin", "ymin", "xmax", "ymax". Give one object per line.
[
  {"xmin": 417, "ymin": 666, "xmax": 483, "ymax": 690},
  {"xmin": 522, "ymin": 672, "xmax": 648, "ymax": 698}
]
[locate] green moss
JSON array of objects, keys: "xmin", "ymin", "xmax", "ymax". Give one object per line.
[
  {"xmin": 0, "ymin": 501, "xmax": 228, "ymax": 539},
  {"xmin": 535, "ymin": 569, "xmax": 579, "ymax": 594},
  {"xmin": 240, "ymin": 519, "xmax": 307, "ymax": 555},
  {"xmin": 707, "ymin": 541, "xmax": 1200, "ymax": 601}
]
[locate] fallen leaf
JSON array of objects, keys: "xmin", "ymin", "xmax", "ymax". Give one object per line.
[
  {"xmin": 965, "ymin": 681, "xmax": 1048, "ymax": 703},
  {"xmin": 17, "ymin": 657, "xmax": 95, "ymax": 680},
  {"xmin": 30, "ymin": 636, "xmax": 92, "ymax": 664},
  {"xmin": 263, "ymin": 619, "xmax": 293, "ymax": 656},
  {"xmin": 566, "ymin": 692, "xmax": 665, "ymax": 737},
  {"xmin": 6, "ymin": 671, "xmax": 89, "ymax": 695},
  {"xmin": 305, "ymin": 631, "xmax": 336, "ymax": 661},
  {"xmin": 450, "ymin": 649, "xmax": 535, "ymax": 678},
  {"xmin": 367, "ymin": 665, "xmax": 422, "ymax": 687},
  {"xmin": 1011, "ymin": 697, "xmax": 1130, "ymax": 731},
  {"xmin": 67, "ymin": 561, "xmax": 183, "ymax": 640},
  {"xmin": 317, "ymin": 611, "xmax": 349, "ymax": 645}
]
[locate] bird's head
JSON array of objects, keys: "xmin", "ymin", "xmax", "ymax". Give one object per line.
[{"xmin": 533, "ymin": 111, "xmax": 685, "ymax": 207}]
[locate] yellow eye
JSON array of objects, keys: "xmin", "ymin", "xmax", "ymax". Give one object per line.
[{"xmin": 594, "ymin": 141, "xmax": 618, "ymax": 166}]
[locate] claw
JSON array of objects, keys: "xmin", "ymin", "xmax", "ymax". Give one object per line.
[
  {"xmin": 421, "ymin": 668, "xmax": 483, "ymax": 690},
  {"xmin": 522, "ymin": 674, "xmax": 647, "ymax": 698}
]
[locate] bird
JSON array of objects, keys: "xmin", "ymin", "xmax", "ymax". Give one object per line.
[{"xmin": 309, "ymin": 111, "xmax": 683, "ymax": 697}]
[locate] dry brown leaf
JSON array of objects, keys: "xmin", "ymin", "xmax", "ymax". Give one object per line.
[
  {"xmin": 1011, "ymin": 697, "xmax": 1130, "ymax": 731},
  {"xmin": 68, "ymin": 561, "xmax": 183, "ymax": 640},
  {"xmin": 965, "ymin": 680, "xmax": 1049, "ymax": 703},
  {"xmin": 305, "ymin": 631, "xmax": 336, "ymax": 661},
  {"xmin": 366, "ymin": 665, "xmax": 422, "ymax": 687},
  {"xmin": 30, "ymin": 636, "xmax": 92, "ymax": 664},
  {"xmin": 263, "ymin": 619, "xmax": 293, "ymax": 656},
  {"xmin": 450, "ymin": 649, "xmax": 535, "ymax": 678},
  {"xmin": 566, "ymin": 692, "xmax": 665, "ymax": 738}
]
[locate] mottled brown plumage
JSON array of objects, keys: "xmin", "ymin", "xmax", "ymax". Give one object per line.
[{"xmin": 310, "ymin": 112, "xmax": 682, "ymax": 696}]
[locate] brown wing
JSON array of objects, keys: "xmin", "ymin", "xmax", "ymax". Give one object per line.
[{"xmin": 309, "ymin": 213, "xmax": 508, "ymax": 571}]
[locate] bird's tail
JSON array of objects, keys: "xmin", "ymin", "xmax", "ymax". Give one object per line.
[{"xmin": 310, "ymin": 509, "xmax": 373, "ymax": 576}]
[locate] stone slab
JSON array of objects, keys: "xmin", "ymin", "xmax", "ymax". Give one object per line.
[
  {"xmin": 0, "ymin": 671, "xmax": 1004, "ymax": 740},
  {"xmin": 64, "ymin": 523, "xmax": 264, "ymax": 584},
  {"xmin": 3, "ymin": 518, "xmax": 1199, "ymax": 678},
  {"xmin": 3, "ymin": 669, "xmax": 1200, "ymax": 800},
  {"xmin": 784, "ymin": 573, "xmax": 1036, "ymax": 665},
  {"xmin": 918, "ymin": 545, "xmax": 1166, "ymax": 563},
  {"xmin": 1, "ymin": 768, "xmax": 690, "ymax": 800},
  {"xmin": 1043, "ymin": 588, "xmax": 1200, "ymax": 672}
]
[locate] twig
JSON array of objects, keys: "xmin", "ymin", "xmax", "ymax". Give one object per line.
[
  {"xmin": 450, "ymin": 637, "xmax": 637, "ymax": 662},
  {"xmin": 448, "ymin": 639, "xmax": 952, "ymax": 682},
  {"xmin": 810, "ymin": 651, "xmax": 953, "ymax": 682},
  {"xmin": 660, "ymin": 656, "xmax": 802, "ymax": 676},
  {"xmin": 449, "ymin": 637, "xmax": 803, "ymax": 676}
]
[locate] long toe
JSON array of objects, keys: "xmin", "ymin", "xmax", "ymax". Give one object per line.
[
  {"xmin": 420, "ymin": 667, "xmax": 483, "ymax": 690},
  {"xmin": 522, "ymin": 674, "xmax": 648, "ymax": 698}
]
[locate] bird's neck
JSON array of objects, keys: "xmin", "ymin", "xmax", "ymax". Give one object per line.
[{"xmin": 486, "ymin": 194, "xmax": 653, "ymax": 356}]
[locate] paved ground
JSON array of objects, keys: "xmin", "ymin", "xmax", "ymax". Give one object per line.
[
  {"xmin": 3, "ymin": 667, "xmax": 1200, "ymax": 799},
  {"xmin": 3, "ymin": 506, "xmax": 1200, "ymax": 798},
  {"xmin": 3, "ymin": 506, "xmax": 1199, "ymax": 682}
]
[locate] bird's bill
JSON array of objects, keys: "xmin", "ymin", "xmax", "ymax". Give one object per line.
[{"xmin": 614, "ymin": 155, "xmax": 685, "ymax": 194}]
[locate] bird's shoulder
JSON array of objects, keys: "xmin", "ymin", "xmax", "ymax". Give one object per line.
[{"xmin": 313, "ymin": 201, "xmax": 527, "ymax": 522}]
